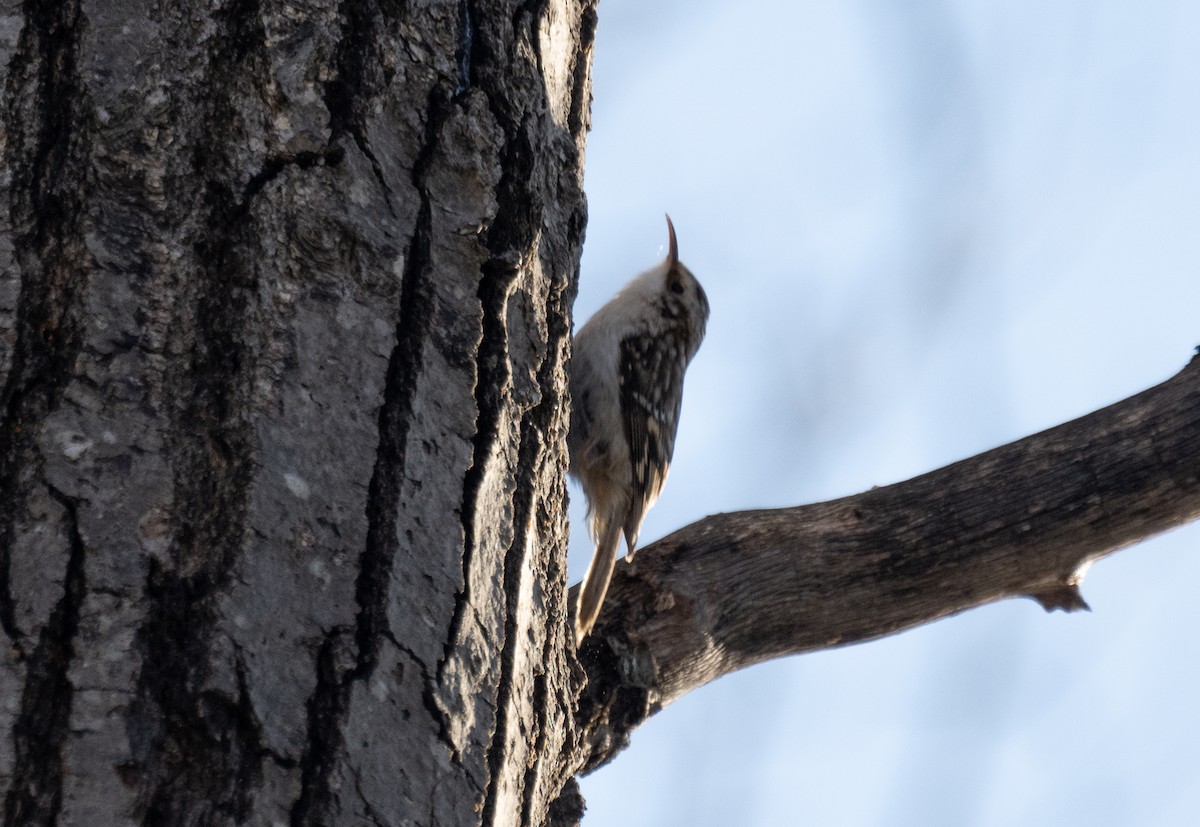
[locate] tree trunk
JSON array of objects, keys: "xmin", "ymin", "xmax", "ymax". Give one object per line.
[{"xmin": 1, "ymin": 0, "xmax": 595, "ymax": 824}]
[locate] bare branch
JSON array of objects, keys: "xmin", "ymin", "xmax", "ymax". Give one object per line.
[{"xmin": 572, "ymin": 351, "xmax": 1200, "ymax": 772}]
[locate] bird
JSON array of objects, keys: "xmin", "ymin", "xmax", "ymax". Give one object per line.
[{"xmin": 568, "ymin": 215, "xmax": 709, "ymax": 645}]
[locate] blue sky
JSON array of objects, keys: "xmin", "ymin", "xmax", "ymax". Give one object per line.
[{"xmin": 567, "ymin": 2, "xmax": 1200, "ymax": 824}]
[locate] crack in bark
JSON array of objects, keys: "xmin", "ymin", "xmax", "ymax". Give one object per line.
[
  {"xmin": 240, "ymin": 146, "xmax": 347, "ymax": 211},
  {"xmin": 217, "ymin": 0, "xmax": 266, "ymax": 62},
  {"xmin": 134, "ymin": 565, "xmax": 264, "ymax": 826},
  {"xmin": 456, "ymin": 3, "xmax": 570, "ymax": 819},
  {"xmin": 354, "ymin": 162, "xmax": 434, "ymax": 679},
  {"xmin": 356, "ymin": 135, "xmax": 397, "ymax": 215},
  {"xmin": 523, "ymin": 0, "xmax": 547, "ymax": 75},
  {"xmin": 0, "ymin": 0, "xmax": 92, "ymax": 657},
  {"xmin": 518, "ymin": 672, "xmax": 549, "ymax": 826},
  {"xmin": 386, "ymin": 82, "xmax": 476, "ymax": 757},
  {"xmin": 349, "ymin": 766, "xmax": 389, "ymax": 827},
  {"xmin": 437, "ymin": 158, "xmax": 536, "ymax": 778},
  {"xmin": 472, "ymin": 54, "xmax": 552, "ymax": 827},
  {"xmin": 288, "ymin": 624, "xmax": 447, "ymax": 827},
  {"xmin": 289, "ymin": 627, "xmax": 356, "ymax": 827},
  {"xmin": 471, "ymin": 273, "xmax": 520, "ymax": 826},
  {"xmin": 567, "ymin": 0, "xmax": 597, "ymax": 142},
  {"xmin": 228, "ymin": 649, "xmax": 269, "ymax": 815},
  {"xmin": 289, "ymin": 79, "xmax": 450, "ymax": 821},
  {"xmin": 325, "ymin": 0, "xmax": 397, "ymax": 212},
  {"xmin": 520, "ymin": 256, "xmax": 575, "ymax": 827},
  {"xmin": 455, "ymin": 0, "xmax": 474, "ymax": 93},
  {"xmin": 3, "ymin": 486, "xmax": 87, "ymax": 827},
  {"xmin": 440, "ymin": 0, "xmax": 543, "ymax": 683},
  {"xmin": 484, "ymin": 249, "xmax": 573, "ymax": 827},
  {"xmin": 128, "ymin": 3, "xmax": 270, "ymax": 822},
  {"xmin": 440, "ymin": 259, "xmax": 515, "ymax": 698}
]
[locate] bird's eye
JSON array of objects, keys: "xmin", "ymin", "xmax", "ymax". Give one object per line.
[{"xmin": 670, "ymin": 281, "xmax": 684, "ymax": 295}]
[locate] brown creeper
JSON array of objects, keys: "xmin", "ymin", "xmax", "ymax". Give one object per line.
[{"xmin": 569, "ymin": 215, "xmax": 709, "ymax": 645}]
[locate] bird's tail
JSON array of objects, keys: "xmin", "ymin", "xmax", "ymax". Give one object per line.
[{"xmin": 575, "ymin": 517, "xmax": 622, "ymax": 646}]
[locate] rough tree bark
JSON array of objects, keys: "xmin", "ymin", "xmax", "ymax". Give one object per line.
[
  {"xmin": 1, "ymin": 2, "xmax": 1198, "ymax": 826},
  {"xmin": 1, "ymin": 0, "xmax": 594, "ymax": 824}
]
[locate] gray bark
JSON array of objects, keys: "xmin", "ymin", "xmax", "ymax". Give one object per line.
[{"xmin": 1, "ymin": 0, "xmax": 595, "ymax": 824}]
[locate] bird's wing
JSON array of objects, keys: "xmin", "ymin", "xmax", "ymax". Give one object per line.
[{"xmin": 618, "ymin": 331, "xmax": 686, "ymax": 554}]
